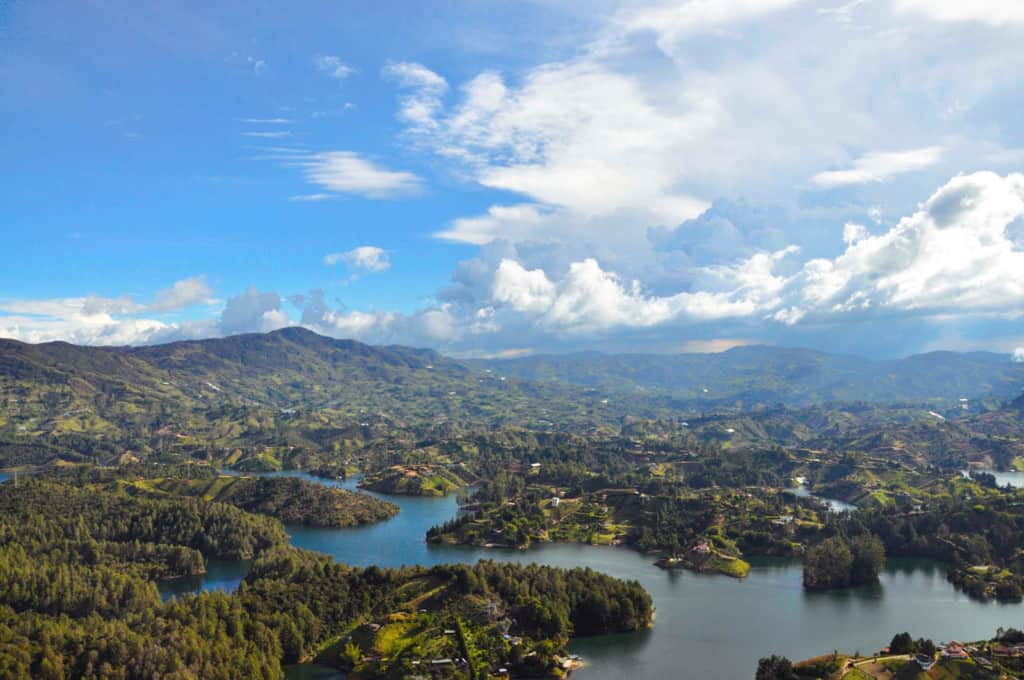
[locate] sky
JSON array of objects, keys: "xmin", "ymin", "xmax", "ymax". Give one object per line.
[{"xmin": 1, "ymin": 0, "xmax": 1023, "ymax": 359}]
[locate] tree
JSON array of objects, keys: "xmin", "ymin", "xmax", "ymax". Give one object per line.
[
  {"xmin": 849, "ymin": 534, "xmax": 885, "ymax": 585},
  {"xmin": 803, "ymin": 537, "xmax": 853, "ymax": 590},
  {"xmin": 342, "ymin": 641, "xmax": 361, "ymax": 668},
  {"xmin": 756, "ymin": 655, "xmax": 797, "ymax": 680},
  {"xmin": 889, "ymin": 632, "xmax": 913, "ymax": 654}
]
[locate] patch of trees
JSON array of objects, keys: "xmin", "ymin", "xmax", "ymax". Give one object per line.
[
  {"xmin": 803, "ymin": 534, "xmax": 885, "ymax": 590},
  {"xmin": 209, "ymin": 476, "xmax": 398, "ymax": 527},
  {"xmin": 0, "ymin": 480, "xmax": 288, "ymax": 564},
  {"xmin": 888, "ymin": 632, "xmax": 935, "ymax": 656},
  {"xmin": 756, "ymin": 655, "xmax": 797, "ymax": 680}
]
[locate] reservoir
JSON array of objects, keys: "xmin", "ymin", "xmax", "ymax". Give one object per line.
[{"xmin": 162, "ymin": 472, "xmax": 1024, "ymax": 679}]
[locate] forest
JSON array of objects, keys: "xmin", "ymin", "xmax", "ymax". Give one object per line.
[{"xmin": 0, "ymin": 475, "xmax": 652, "ymax": 678}]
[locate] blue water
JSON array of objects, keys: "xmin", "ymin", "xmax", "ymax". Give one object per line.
[
  {"xmin": 964, "ymin": 469, "xmax": 1024, "ymax": 489},
  {"xmin": 160, "ymin": 472, "xmax": 1024, "ymax": 680},
  {"xmin": 790, "ymin": 483, "xmax": 858, "ymax": 512}
]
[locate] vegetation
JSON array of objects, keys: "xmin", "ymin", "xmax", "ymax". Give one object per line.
[
  {"xmin": 802, "ymin": 534, "xmax": 885, "ymax": 591},
  {"xmin": 147, "ymin": 474, "xmax": 399, "ymax": 527},
  {"xmin": 359, "ymin": 464, "xmax": 466, "ymax": 497},
  {"xmin": 770, "ymin": 629, "xmax": 1024, "ymax": 680},
  {"xmin": 0, "ymin": 475, "xmax": 653, "ymax": 678}
]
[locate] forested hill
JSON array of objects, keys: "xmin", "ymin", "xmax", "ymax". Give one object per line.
[
  {"xmin": 0, "ymin": 327, "xmax": 624, "ymax": 430},
  {"xmin": 472, "ymin": 345, "xmax": 1024, "ymax": 407}
]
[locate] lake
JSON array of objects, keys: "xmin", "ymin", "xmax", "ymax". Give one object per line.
[
  {"xmin": 964, "ymin": 468, "xmax": 1024, "ymax": 489},
  {"xmin": 163, "ymin": 472, "xmax": 1024, "ymax": 679},
  {"xmin": 789, "ymin": 482, "xmax": 857, "ymax": 513}
]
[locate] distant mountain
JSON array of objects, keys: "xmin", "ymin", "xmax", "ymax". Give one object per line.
[
  {"xmin": 472, "ymin": 345, "xmax": 1024, "ymax": 408},
  {"xmin": 4, "ymin": 329, "xmax": 1023, "ymax": 469},
  {"xmin": 0, "ymin": 328, "xmax": 627, "ymax": 467}
]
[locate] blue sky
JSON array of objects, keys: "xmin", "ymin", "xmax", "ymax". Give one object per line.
[{"xmin": 2, "ymin": 0, "xmax": 1024, "ymax": 359}]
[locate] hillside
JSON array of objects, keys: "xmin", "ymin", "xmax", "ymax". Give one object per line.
[
  {"xmin": 3, "ymin": 329, "xmax": 1024, "ymax": 471},
  {"xmin": 0, "ymin": 329, "xmax": 634, "ymax": 468},
  {"xmin": 473, "ymin": 345, "xmax": 1024, "ymax": 408}
]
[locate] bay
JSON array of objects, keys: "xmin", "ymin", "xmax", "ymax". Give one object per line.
[{"xmin": 161, "ymin": 472, "xmax": 1024, "ymax": 679}]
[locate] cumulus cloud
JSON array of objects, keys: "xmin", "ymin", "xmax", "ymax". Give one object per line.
[
  {"xmin": 219, "ymin": 286, "xmax": 291, "ymax": 335},
  {"xmin": 152, "ymin": 275, "xmax": 213, "ymax": 312},
  {"xmin": 790, "ymin": 171, "xmax": 1024, "ymax": 319},
  {"xmin": 0, "ymin": 275, "xmax": 218, "ymax": 345},
  {"xmin": 300, "ymin": 151, "xmax": 422, "ymax": 199},
  {"xmin": 0, "ymin": 295, "xmax": 164, "ymax": 346},
  {"xmin": 324, "ymin": 246, "xmax": 390, "ymax": 272},
  {"xmin": 811, "ymin": 147, "xmax": 945, "ymax": 188},
  {"xmin": 491, "ymin": 250, "xmax": 794, "ymax": 334},
  {"xmin": 470, "ymin": 171, "xmax": 1024, "ymax": 339}
]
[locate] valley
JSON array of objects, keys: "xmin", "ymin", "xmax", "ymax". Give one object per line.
[{"xmin": 2, "ymin": 330, "xmax": 1024, "ymax": 678}]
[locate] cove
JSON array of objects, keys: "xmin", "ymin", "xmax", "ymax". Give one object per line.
[{"xmin": 161, "ymin": 472, "xmax": 1024, "ymax": 679}]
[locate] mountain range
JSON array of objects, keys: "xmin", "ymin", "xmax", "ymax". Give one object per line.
[
  {"xmin": 2, "ymin": 328, "xmax": 1023, "ymax": 468},
  {"xmin": 472, "ymin": 345, "xmax": 1024, "ymax": 408}
]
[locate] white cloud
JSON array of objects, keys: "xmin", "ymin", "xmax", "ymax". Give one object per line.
[
  {"xmin": 842, "ymin": 222, "xmax": 869, "ymax": 245},
  {"xmin": 0, "ymin": 295, "xmax": 162, "ymax": 346},
  {"xmin": 383, "ymin": 0, "xmax": 1024, "ymax": 262},
  {"xmin": 383, "ymin": 62, "xmax": 448, "ymax": 132},
  {"xmin": 314, "ymin": 55, "xmax": 354, "ymax": 79},
  {"xmin": 490, "ymin": 251, "xmax": 793, "ymax": 334},
  {"xmin": 241, "ymin": 131, "xmax": 292, "ymax": 138},
  {"xmin": 152, "ymin": 276, "xmax": 212, "ymax": 312},
  {"xmin": 324, "ymin": 246, "xmax": 391, "ymax": 272},
  {"xmin": 891, "ymin": 0, "xmax": 1024, "ymax": 26},
  {"xmin": 435, "ymin": 204, "xmax": 551, "ymax": 245},
  {"xmin": 300, "ymin": 151, "xmax": 422, "ymax": 199},
  {"xmin": 288, "ymin": 193, "xmax": 336, "ymax": 202},
  {"xmin": 792, "ymin": 171, "xmax": 1024, "ymax": 318},
  {"xmin": 4, "ymin": 173, "xmax": 1023, "ymax": 353},
  {"xmin": 425, "ymin": 62, "xmax": 714, "ymax": 227},
  {"xmin": 811, "ymin": 146, "xmax": 945, "ymax": 188},
  {"xmin": 476, "ymin": 172, "xmax": 1024, "ymax": 337},
  {"xmin": 219, "ymin": 286, "xmax": 291, "ymax": 335},
  {"xmin": 613, "ymin": 0, "xmax": 804, "ymax": 52},
  {"xmin": 492, "ymin": 260, "xmax": 556, "ymax": 313}
]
